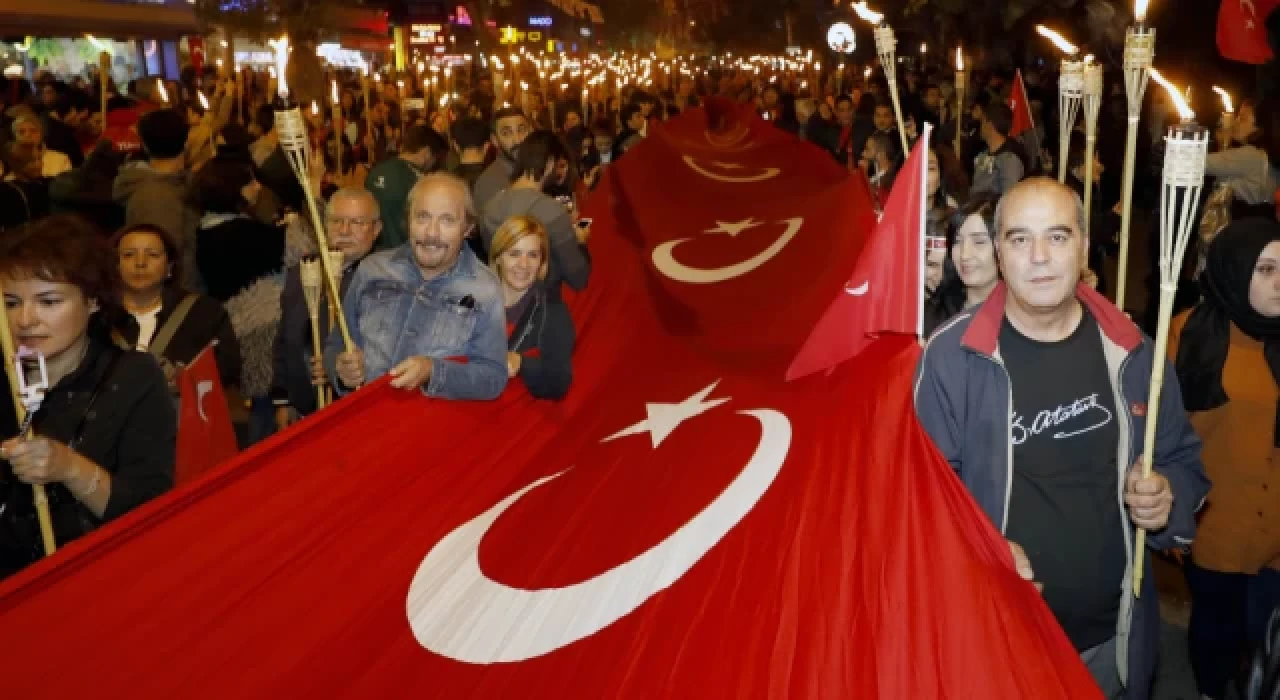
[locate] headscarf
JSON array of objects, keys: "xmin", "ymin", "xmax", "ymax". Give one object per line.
[{"xmin": 1174, "ymin": 217, "xmax": 1280, "ymax": 445}]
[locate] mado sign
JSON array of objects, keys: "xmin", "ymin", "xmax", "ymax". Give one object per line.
[{"xmin": 529, "ymin": 16, "xmax": 553, "ymax": 27}]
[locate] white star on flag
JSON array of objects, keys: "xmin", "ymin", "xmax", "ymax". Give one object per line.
[
  {"xmin": 703, "ymin": 219, "xmax": 763, "ymax": 237},
  {"xmin": 602, "ymin": 381, "xmax": 731, "ymax": 449}
]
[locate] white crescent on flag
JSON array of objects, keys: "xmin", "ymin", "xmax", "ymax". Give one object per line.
[
  {"xmin": 405, "ymin": 382, "xmax": 792, "ymax": 664},
  {"xmin": 682, "ymin": 155, "xmax": 780, "ymax": 183},
  {"xmin": 196, "ymin": 380, "xmax": 213, "ymax": 422},
  {"xmin": 651, "ymin": 217, "xmax": 804, "ymax": 284}
]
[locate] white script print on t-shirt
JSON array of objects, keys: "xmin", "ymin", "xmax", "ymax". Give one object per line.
[{"xmin": 1011, "ymin": 393, "xmax": 1114, "ymax": 446}]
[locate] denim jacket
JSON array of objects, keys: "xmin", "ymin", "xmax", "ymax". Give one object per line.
[{"xmin": 325, "ymin": 244, "xmax": 508, "ymax": 400}]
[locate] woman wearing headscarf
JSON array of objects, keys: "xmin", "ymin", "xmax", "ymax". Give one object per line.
[{"xmin": 1169, "ymin": 218, "xmax": 1280, "ymax": 700}]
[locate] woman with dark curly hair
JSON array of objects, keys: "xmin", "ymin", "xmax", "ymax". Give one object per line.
[{"xmin": 0, "ymin": 214, "xmax": 175, "ymax": 579}]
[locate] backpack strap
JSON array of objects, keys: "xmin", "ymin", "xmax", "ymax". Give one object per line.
[{"xmin": 148, "ymin": 293, "xmax": 200, "ymax": 358}]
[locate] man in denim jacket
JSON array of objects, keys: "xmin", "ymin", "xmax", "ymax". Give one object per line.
[{"xmin": 326, "ymin": 173, "xmax": 507, "ymax": 400}]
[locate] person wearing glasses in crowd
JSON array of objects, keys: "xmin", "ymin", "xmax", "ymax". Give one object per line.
[{"xmin": 273, "ymin": 189, "xmax": 382, "ymax": 428}]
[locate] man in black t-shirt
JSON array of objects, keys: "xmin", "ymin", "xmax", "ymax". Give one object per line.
[{"xmin": 914, "ymin": 178, "xmax": 1209, "ymax": 699}]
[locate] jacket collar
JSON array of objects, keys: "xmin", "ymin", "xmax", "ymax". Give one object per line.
[{"xmin": 961, "ymin": 281, "xmax": 1143, "ymax": 356}]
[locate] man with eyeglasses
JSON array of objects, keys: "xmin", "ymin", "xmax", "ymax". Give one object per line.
[
  {"xmin": 326, "ymin": 173, "xmax": 507, "ymax": 401},
  {"xmin": 472, "ymin": 106, "xmax": 531, "ymax": 214},
  {"xmin": 366, "ymin": 124, "xmax": 448, "ymax": 252},
  {"xmin": 271, "ymin": 188, "xmax": 383, "ymax": 428}
]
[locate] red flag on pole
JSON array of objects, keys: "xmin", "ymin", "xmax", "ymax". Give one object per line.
[
  {"xmin": 175, "ymin": 345, "xmax": 238, "ymax": 486},
  {"xmin": 1008, "ymin": 69, "xmax": 1035, "ymax": 139},
  {"xmin": 785, "ymin": 123, "xmax": 932, "ymax": 381},
  {"xmin": 1218, "ymin": 0, "xmax": 1280, "ymax": 65}
]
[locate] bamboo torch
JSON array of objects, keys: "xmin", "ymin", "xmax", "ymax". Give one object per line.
[
  {"xmin": 1037, "ymin": 25, "xmax": 1082, "ymax": 184},
  {"xmin": 1115, "ymin": 0, "xmax": 1156, "ymax": 310},
  {"xmin": 1081, "ymin": 59, "xmax": 1103, "ymax": 238},
  {"xmin": 954, "ymin": 48, "xmax": 966, "ymax": 160},
  {"xmin": 98, "ymin": 51, "xmax": 110, "ymax": 124},
  {"xmin": 331, "ymin": 79, "xmax": 343, "ymax": 179},
  {"xmin": 854, "ymin": 2, "xmax": 908, "ymax": 154},
  {"xmin": 360, "ymin": 61, "xmax": 374, "ymax": 167},
  {"xmin": 268, "ymin": 35, "xmax": 354, "ymax": 352},
  {"xmin": 298, "ymin": 258, "xmax": 328, "ymax": 410},
  {"xmin": 1213, "ymin": 86, "xmax": 1235, "ymax": 150},
  {"xmin": 1131, "ymin": 69, "xmax": 1208, "ymax": 598}
]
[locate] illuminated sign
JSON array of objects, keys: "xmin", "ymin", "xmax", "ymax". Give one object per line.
[
  {"xmin": 453, "ymin": 5, "xmax": 471, "ymax": 25},
  {"xmin": 579, "ymin": 27, "xmax": 592, "ymax": 37},
  {"xmin": 529, "ymin": 15, "xmax": 553, "ymax": 27},
  {"xmin": 410, "ymin": 23, "xmax": 446, "ymax": 45},
  {"xmin": 499, "ymin": 27, "xmax": 544, "ymax": 44}
]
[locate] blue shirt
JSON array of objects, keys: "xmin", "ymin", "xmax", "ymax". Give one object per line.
[{"xmin": 325, "ymin": 244, "xmax": 508, "ymax": 400}]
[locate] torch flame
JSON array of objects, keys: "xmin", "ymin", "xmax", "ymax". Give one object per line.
[
  {"xmin": 852, "ymin": 2, "xmax": 883, "ymax": 24},
  {"xmin": 1036, "ymin": 25, "xmax": 1079, "ymax": 56},
  {"xmin": 156, "ymin": 78, "xmax": 169, "ymax": 104},
  {"xmin": 197, "ymin": 90, "xmax": 209, "ymax": 111},
  {"xmin": 1212, "ymin": 85, "xmax": 1234, "ymax": 113},
  {"xmin": 956, "ymin": 47, "xmax": 964, "ymax": 71},
  {"xmin": 1136, "ymin": 0, "xmax": 1150, "ymax": 22},
  {"xmin": 331, "ymin": 79, "xmax": 339, "ymax": 105},
  {"xmin": 310, "ymin": 100, "xmax": 319, "ymax": 116},
  {"xmin": 268, "ymin": 34, "xmax": 289, "ymax": 100},
  {"xmin": 1149, "ymin": 68, "xmax": 1195, "ymax": 121}
]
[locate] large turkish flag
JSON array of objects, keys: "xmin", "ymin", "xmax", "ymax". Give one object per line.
[{"xmin": 0, "ymin": 100, "xmax": 1100, "ymax": 698}]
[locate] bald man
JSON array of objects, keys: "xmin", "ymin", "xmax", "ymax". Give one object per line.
[{"xmin": 913, "ymin": 178, "xmax": 1208, "ymax": 698}]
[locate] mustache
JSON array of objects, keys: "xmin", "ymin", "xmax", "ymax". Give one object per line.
[{"xmin": 413, "ymin": 236, "xmax": 450, "ymax": 248}]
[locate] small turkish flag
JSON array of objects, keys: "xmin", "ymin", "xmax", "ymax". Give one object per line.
[
  {"xmin": 175, "ymin": 345, "xmax": 239, "ymax": 486},
  {"xmin": 785, "ymin": 124, "xmax": 931, "ymax": 381},
  {"xmin": 1218, "ymin": 0, "xmax": 1280, "ymax": 64},
  {"xmin": 1008, "ymin": 69, "xmax": 1035, "ymax": 139}
]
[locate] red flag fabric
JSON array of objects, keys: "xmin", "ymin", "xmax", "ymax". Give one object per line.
[
  {"xmin": 1009, "ymin": 69, "xmax": 1035, "ymax": 139},
  {"xmin": 0, "ymin": 103, "xmax": 1100, "ymax": 699},
  {"xmin": 785, "ymin": 124, "xmax": 932, "ymax": 381},
  {"xmin": 174, "ymin": 346, "xmax": 238, "ymax": 486},
  {"xmin": 1218, "ymin": 0, "xmax": 1280, "ymax": 64}
]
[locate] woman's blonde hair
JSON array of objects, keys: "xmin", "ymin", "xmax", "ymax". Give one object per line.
[{"xmin": 489, "ymin": 215, "xmax": 550, "ymax": 281}]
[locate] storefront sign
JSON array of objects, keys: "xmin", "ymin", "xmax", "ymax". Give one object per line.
[{"xmin": 529, "ymin": 16, "xmax": 553, "ymax": 27}]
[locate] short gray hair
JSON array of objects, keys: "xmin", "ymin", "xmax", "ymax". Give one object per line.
[
  {"xmin": 992, "ymin": 177, "xmax": 1087, "ymax": 238},
  {"xmin": 406, "ymin": 171, "xmax": 476, "ymax": 223},
  {"xmin": 326, "ymin": 187, "xmax": 380, "ymax": 220}
]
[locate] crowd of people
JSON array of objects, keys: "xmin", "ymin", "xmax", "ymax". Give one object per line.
[{"xmin": 0, "ymin": 49, "xmax": 1278, "ymax": 699}]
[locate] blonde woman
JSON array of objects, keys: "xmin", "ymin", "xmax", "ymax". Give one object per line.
[{"xmin": 490, "ymin": 215, "xmax": 576, "ymax": 399}]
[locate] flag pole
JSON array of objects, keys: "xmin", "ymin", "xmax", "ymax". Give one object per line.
[{"xmin": 918, "ymin": 123, "xmax": 932, "ymax": 340}]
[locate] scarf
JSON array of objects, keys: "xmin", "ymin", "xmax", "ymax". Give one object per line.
[{"xmin": 1174, "ymin": 217, "xmax": 1280, "ymax": 446}]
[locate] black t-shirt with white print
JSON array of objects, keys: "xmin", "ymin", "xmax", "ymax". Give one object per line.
[{"xmin": 1000, "ymin": 307, "xmax": 1127, "ymax": 651}]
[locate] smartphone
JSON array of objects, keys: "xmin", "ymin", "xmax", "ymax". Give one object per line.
[{"xmin": 576, "ymin": 218, "xmax": 593, "ymax": 230}]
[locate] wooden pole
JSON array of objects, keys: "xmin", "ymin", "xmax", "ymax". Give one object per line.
[
  {"xmin": 0, "ymin": 281, "xmax": 56, "ymax": 557},
  {"xmin": 98, "ymin": 52, "xmax": 110, "ymax": 124}
]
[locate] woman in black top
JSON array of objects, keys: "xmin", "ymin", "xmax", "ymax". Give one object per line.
[
  {"xmin": 191, "ymin": 158, "xmax": 285, "ymax": 303},
  {"xmin": 0, "ymin": 215, "xmax": 175, "ymax": 578},
  {"xmin": 111, "ymin": 223, "xmax": 241, "ymax": 392},
  {"xmin": 490, "ymin": 215, "xmax": 575, "ymax": 400}
]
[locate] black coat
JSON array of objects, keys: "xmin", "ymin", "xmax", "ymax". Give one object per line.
[
  {"xmin": 196, "ymin": 216, "xmax": 285, "ymax": 303},
  {"xmin": 115, "ymin": 286, "xmax": 242, "ymax": 390},
  {"xmin": 41, "ymin": 116, "xmax": 84, "ymax": 169},
  {"xmin": 508, "ymin": 285, "xmax": 575, "ymax": 400},
  {"xmin": 0, "ymin": 178, "xmax": 50, "ymax": 233},
  {"xmin": 49, "ymin": 141, "xmax": 125, "ymax": 233},
  {"xmin": 0, "ymin": 338, "xmax": 175, "ymax": 578},
  {"xmin": 272, "ymin": 260, "xmax": 360, "ymax": 415}
]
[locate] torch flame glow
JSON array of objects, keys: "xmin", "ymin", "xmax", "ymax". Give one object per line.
[
  {"xmin": 268, "ymin": 35, "xmax": 289, "ymax": 100},
  {"xmin": 331, "ymin": 79, "xmax": 339, "ymax": 105},
  {"xmin": 1149, "ymin": 68, "xmax": 1195, "ymax": 121},
  {"xmin": 156, "ymin": 78, "xmax": 169, "ymax": 104},
  {"xmin": 1212, "ymin": 86, "xmax": 1234, "ymax": 113},
  {"xmin": 852, "ymin": 1, "xmax": 883, "ymax": 24},
  {"xmin": 197, "ymin": 90, "xmax": 209, "ymax": 111},
  {"xmin": 956, "ymin": 47, "xmax": 964, "ymax": 71},
  {"xmin": 1136, "ymin": 0, "xmax": 1150, "ymax": 22},
  {"xmin": 1036, "ymin": 25, "xmax": 1079, "ymax": 56},
  {"xmin": 310, "ymin": 100, "xmax": 319, "ymax": 116}
]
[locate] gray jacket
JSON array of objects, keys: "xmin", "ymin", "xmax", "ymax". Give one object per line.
[
  {"xmin": 914, "ymin": 282, "xmax": 1210, "ymax": 699},
  {"xmin": 969, "ymin": 140, "xmax": 1025, "ymax": 197},
  {"xmin": 1206, "ymin": 145, "xmax": 1279, "ymax": 205},
  {"xmin": 480, "ymin": 187, "xmax": 591, "ymax": 294},
  {"xmin": 471, "ymin": 152, "xmax": 515, "ymax": 215},
  {"xmin": 113, "ymin": 163, "xmax": 202, "ymax": 290}
]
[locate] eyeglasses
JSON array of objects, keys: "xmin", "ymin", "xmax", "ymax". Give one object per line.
[{"xmin": 326, "ymin": 217, "xmax": 375, "ymax": 229}]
